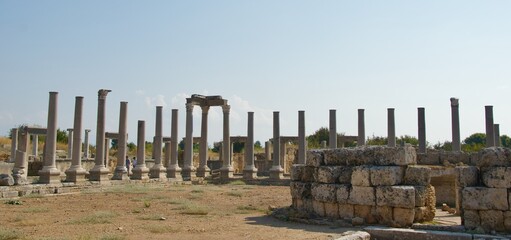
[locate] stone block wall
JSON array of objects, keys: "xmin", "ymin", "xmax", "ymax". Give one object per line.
[
  {"xmin": 290, "ymin": 145, "xmax": 435, "ymax": 227},
  {"xmin": 461, "ymin": 147, "xmax": 511, "ymax": 233}
]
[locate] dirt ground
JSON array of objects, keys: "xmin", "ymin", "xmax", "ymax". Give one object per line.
[{"xmin": 0, "ymin": 182, "xmax": 359, "ymax": 240}]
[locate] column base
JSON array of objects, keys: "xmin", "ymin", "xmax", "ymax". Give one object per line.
[
  {"xmin": 38, "ymin": 167, "xmax": 62, "ymax": 184},
  {"xmin": 269, "ymin": 166, "xmax": 284, "ymax": 180},
  {"xmin": 88, "ymin": 165, "xmax": 110, "ymax": 182},
  {"xmin": 65, "ymin": 167, "xmax": 88, "ymax": 183},
  {"xmin": 243, "ymin": 166, "xmax": 258, "ymax": 180},
  {"xmin": 196, "ymin": 165, "xmax": 211, "ymax": 177},
  {"xmin": 111, "ymin": 166, "xmax": 129, "ymax": 180},
  {"xmin": 166, "ymin": 165, "xmax": 182, "ymax": 179},
  {"xmin": 131, "ymin": 165, "xmax": 150, "ymax": 180},
  {"xmin": 220, "ymin": 166, "xmax": 234, "ymax": 180},
  {"xmin": 12, "ymin": 173, "xmax": 27, "ymax": 185},
  {"xmin": 149, "ymin": 164, "xmax": 167, "ymax": 179},
  {"xmin": 181, "ymin": 166, "xmax": 196, "ymax": 181}
]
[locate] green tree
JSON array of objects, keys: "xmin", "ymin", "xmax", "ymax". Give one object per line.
[
  {"xmin": 433, "ymin": 141, "xmax": 452, "ymax": 151},
  {"xmin": 254, "ymin": 141, "xmax": 263, "ymax": 151},
  {"xmin": 307, "ymin": 127, "xmax": 349, "ymax": 148},
  {"xmin": 127, "ymin": 142, "xmax": 136, "ymax": 152},
  {"xmin": 501, "ymin": 135, "xmax": 511, "ymax": 148},
  {"xmin": 366, "ymin": 135, "xmax": 387, "ymax": 146},
  {"xmin": 462, "ymin": 133, "xmax": 486, "ymax": 152},
  {"xmin": 56, "ymin": 128, "xmax": 68, "ymax": 143}
]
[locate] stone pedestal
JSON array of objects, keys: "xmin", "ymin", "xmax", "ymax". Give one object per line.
[
  {"xmin": 131, "ymin": 120, "xmax": 149, "ymax": 180},
  {"xmin": 65, "ymin": 96, "xmax": 87, "ymax": 183},
  {"xmin": 112, "ymin": 102, "xmax": 129, "ymax": 180},
  {"xmin": 150, "ymin": 106, "xmax": 166, "ymax": 179},
  {"xmin": 39, "ymin": 92, "xmax": 62, "ymax": 184},
  {"xmin": 167, "ymin": 109, "xmax": 182, "ymax": 179},
  {"xmin": 89, "ymin": 89, "xmax": 111, "ymax": 182}
]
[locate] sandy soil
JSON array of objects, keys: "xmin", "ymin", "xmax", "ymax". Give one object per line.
[{"xmin": 0, "ymin": 182, "xmax": 358, "ymax": 240}]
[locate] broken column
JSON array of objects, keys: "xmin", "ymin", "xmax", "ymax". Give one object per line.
[
  {"xmin": 89, "ymin": 89, "xmax": 112, "ymax": 182},
  {"xmin": 65, "ymin": 96, "xmax": 87, "ymax": 183},
  {"xmin": 220, "ymin": 105, "xmax": 234, "ymax": 179},
  {"xmin": 243, "ymin": 112, "xmax": 257, "ymax": 179},
  {"xmin": 167, "ymin": 109, "xmax": 182, "ymax": 179},
  {"xmin": 329, "ymin": 109, "xmax": 337, "ymax": 148},
  {"xmin": 450, "ymin": 98, "xmax": 461, "ymax": 152},
  {"xmin": 150, "ymin": 106, "xmax": 166, "ymax": 179},
  {"xmin": 358, "ymin": 109, "xmax": 365, "ymax": 146},
  {"xmin": 104, "ymin": 138, "xmax": 111, "ymax": 167},
  {"xmin": 39, "ymin": 91, "xmax": 61, "ymax": 184},
  {"xmin": 183, "ymin": 103, "xmax": 195, "ymax": 179},
  {"xmin": 12, "ymin": 128, "xmax": 29, "ymax": 185},
  {"xmin": 112, "ymin": 102, "xmax": 129, "ymax": 180},
  {"xmin": 84, "ymin": 129, "xmax": 91, "ymax": 159},
  {"xmin": 131, "ymin": 120, "xmax": 149, "ymax": 180},
  {"xmin": 265, "ymin": 141, "xmax": 271, "ymax": 160},
  {"xmin": 10, "ymin": 128, "xmax": 18, "ymax": 163},
  {"xmin": 418, "ymin": 107, "xmax": 426, "ymax": 154},
  {"xmin": 270, "ymin": 111, "xmax": 284, "ymax": 179},
  {"xmin": 67, "ymin": 128, "xmax": 74, "ymax": 159},
  {"xmin": 387, "ymin": 108, "xmax": 396, "ymax": 147},
  {"xmin": 494, "ymin": 124, "xmax": 500, "ymax": 147},
  {"xmin": 298, "ymin": 110, "xmax": 306, "ymax": 164},
  {"xmin": 197, "ymin": 106, "xmax": 211, "ymax": 177},
  {"xmin": 32, "ymin": 134, "xmax": 38, "ymax": 157},
  {"xmin": 485, "ymin": 106, "xmax": 495, "ymax": 147}
]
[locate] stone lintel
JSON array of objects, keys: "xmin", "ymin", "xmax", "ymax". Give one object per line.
[{"xmin": 105, "ymin": 132, "xmax": 119, "ymax": 139}]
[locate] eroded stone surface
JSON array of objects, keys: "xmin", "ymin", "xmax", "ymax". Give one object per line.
[
  {"xmin": 311, "ymin": 183, "xmax": 336, "ymax": 203},
  {"xmin": 462, "ymin": 187, "xmax": 508, "ymax": 210},
  {"xmin": 315, "ymin": 166, "xmax": 344, "ymax": 183},
  {"xmin": 393, "ymin": 207, "xmax": 414, "ymax": 227},
  {"xmin": 376, "ymin": 186, "xmax": 415, "ymax": 209},
  {"xmin": 349, "ymin": 186, "xmax": 375, "ymax": 206},
  {"xmin": 477, "ymin": 147, "xmax": 511, "ymax": 168},
  {"xmin": 336, "ymin": 184, "xmax": 350, "ymax": 204},
  {"xmin": 481, "ymin": 167, "xmax": 511, "ymax": 188},
  {"xmin": 306, "ymin": 150, "xmax": 324, "ymax": 167},
  {"xmin": 479, "ymin": 210, "xmax": 505, "ymax": 232},
  {"xmin": 404, "ymin": 166, "xmax": 431, "ymax": 186},
  {"xmin": 370, "ymin": 166, "xmax": 404, "ymax": 186},
  {"xmin": 351, "ymin": 166, "xmax": 371, "ymax": 187},
  {"xmin": 463, "ymin": 210, "xmax": 480, "ymax": 230}
]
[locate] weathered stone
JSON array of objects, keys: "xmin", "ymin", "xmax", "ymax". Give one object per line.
[
  {"xmin": 462, "ymin": 187, "xmax": 508, "ymax": 210},
  {"xmin": 338, "ymin": 204, "xmax": 354, "ymax": 219},
  {"xmin": 315, "ymin": 166, "xmax": 344, "ymax": 183},
  {"xmin": 303, "ymin": 198, "xmax": 314, "ymax": 213},
  {"xmin": 324, "ymin": 202, "xmax": 339, "ymax": 219},
  {"xmin": 349, "ymin": 186, "xmax": 375, "ymax": 206},
  {"xmin": 476, "ymin": 147, "xmax": 511, "ymax": 167},
  {"xmin": 2, "ymin": 191, "xmax": 19, "ymax": 198},
  {"xmin": 417, "ymin": 151, "xmax": 440, "ymax": 165},
  {"xmin": 336, "ymin": 184, "xmax": 350, "ymax": 204},
  {"xmin": 456, "ymin": 166, "xmax": 478, "ymax": 187},
  {"xmin": 439, "ymin": 151, "xmax": 471, "ymax": 165},
  {"xmin": 290, "ymin": 164, "xmax": 305, "ymax": 181},
  {"xmin": 0, "ymin": 174, "xmax": 14, "ymax": 186},
  {"xmin": 463, "ymin": 210, "xmax": 480, "ymax": 230},
  {"xmin": 404, "ymin": 166, "xmax": 431, "ymax": 186},
  {"xmin": 415, "ymin": 186, "xmax": 427, "ymax": 207},
  {"xmin": 375, "ymin": 206, "xmax": 393, "ymax": 225},
  {"xmin": 414, "ymin": 207, "xmax": 426, "ymax": 222},
  {"xmin": 479, "ymin": 210, "xmax": 505, "ymax": 232},
  {"xmin": 370, "ymin": 166, "xmax": 404, "ymax": 186},
  {"xmin": 393, "ymin": 207, "xmax": 415, "ymax": 227},
  {"xmin": 481, "ymin": 167, "xmax": 511, "ymax": 188},
  {"xmin": 312, "ymin": 200, "xmax": 325, "ymax": 217},
  {"xmin": 336, "ymin": 231, "xmax": 371, "ymax": 240},
  {"xmin": 338, "ymin": 167, "xmax": 353, "ymax": 184},
  {"xmin": 306, "ymin": 150, "xmax": 324, "ymax": 167},
  {"xmin": 351, "ymin": 166, "xmax": 371, "ymax": 187},
  {"xmin": 352, "ymin": 217, "xmax": 365, "ymax": 226},
  {"xmin": 290, "ymin": 182, "xmax": 311, "ymax": 199},
  {"xmin": 354, "ymin": 205, "xmax": 376, "ymax": 224},
  {"xmin": 292, "ymin": 198, "xmax": 303, "ymax": 209},
  {"xmin": 376, "ymin": 186, "xmax": 415, "ymax": 209},
  {"xmin": 323, "ymin": 149, "xmax": 348, "ymax": 166},
  {"xmin": 504, "ymin": 211, "xmax": 511, "ymax": 232},
  {"xmin": 374, "ymin": 144, "xmax": 416, "ymax": 166},
  {"xmin": 301, "ymin": 166, "xmax": 315, "ymax": 182},
  {"xmin": 311, "ymin": 183, "xmax": 337, "ymax": 203}
]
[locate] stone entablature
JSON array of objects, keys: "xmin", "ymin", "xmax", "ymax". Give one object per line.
[{"xmin": 290, "ymin": 145, "xmax": 436, "ymax": 227}]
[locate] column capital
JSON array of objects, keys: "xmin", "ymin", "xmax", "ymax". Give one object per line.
[
  {"xmin": 98, "ymin": 89, "xmax": 111, "ymax": 100},
  {"xmin": 201, "ymin": 105, "xmax": 210, "ymax": 113},
  {"xmin": 222, "ymin": 105, "xmax": 231, "ymax": 113},
  {"xmin": 85, "ymin": 129, "xmax": 91, "ymax": 133},
  {"xmin": 186, "ymin": 103, "xmax": 194, "ymax": 112},
  {"xmin": 450, "ymin": 97, "xmax": 459, "ymax": 106},
  {"xmin": 67, "ymin": 128, "xmax": 74, "ymax": 132}
]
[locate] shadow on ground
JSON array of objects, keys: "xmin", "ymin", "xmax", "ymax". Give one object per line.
[{"xmin": 245, "ymin": 215, "xmax": 359, "ymax": 235}]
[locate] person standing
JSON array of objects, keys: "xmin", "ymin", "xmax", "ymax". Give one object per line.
[{"xmin": 125, "ymin": 156, "xmax": 131, "ymax": 175}]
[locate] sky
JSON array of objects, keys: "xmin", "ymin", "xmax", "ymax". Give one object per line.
[{"xmin": 1, "ymin": 1, "xmax": 510, "ymax": 147}]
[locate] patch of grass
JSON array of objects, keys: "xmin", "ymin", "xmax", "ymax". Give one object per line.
[
  {"xmin": 190, "ymin": 188, "xmax": 204, "ymax": 193},
  {"xmin": 21, "ymin": 194, "xmax": 44, "ymax": 199},
  {"xmin": 143, "ymin": 200, "xmax": 151, "ymax": 208},
  {"xmin": 137, "ymin": 214, "xmax": 164, "ymax": 221},
  {"xmin": 235, "ymin": 205, "xmax": 263, "ymax": 214},
  {"xmin": 227, "ymin": 191, "xmax": 243, "ymax": 197},
  {"xmin": 0, "ymin": 227, "xmax": 22, "ymax": 240},
  {"xmin": 4, "ymin": 200, "xmax": 22, "ymax": 205},
  {"xmin": 179, "ymin": 203, "xmax": 209, "ymax": 215},
  {"xmin": 131, "ymin": 209, "xmax": 141, "ymax": 214},
  {"xmin": 143, "ymin": 225, "xmax": 181, "ymax": 234},
  {"xmin": 99, "ymin": 235, "xmax": 126, "ymax": 240},
  {"xmin": 69, "ymin": 211, "xmax": 117, "ymax": 224},
  {"xmin": 22, "ymin": 207, "xmax": 49, "ymax": 213},
  {"xmin": 165, "ymin": 199, "xmax": 187, "ymax": 205},
  {"xmin": 229, "ymin": 180, "xmax": 246, "ymax": 185}
]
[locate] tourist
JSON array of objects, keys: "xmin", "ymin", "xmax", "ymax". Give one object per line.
[
  {"xmin": 125, "ymin": 156, "xmax": 131, "ymax": 175},
  {"xmin": 132, "ymin": 156, "xmax": 137, "ymax": 167}
]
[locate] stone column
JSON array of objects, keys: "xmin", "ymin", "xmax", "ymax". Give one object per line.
[
  {"xmin": 183, "ymin": 103, "xmax": 195, "ymax": 179},
  {"xmin": 243, "ymin": 112, "xmax": 257, "ymax": 179},
  {"xmin": 113, "ymin": 102, "xmax": 129, "ymax": 180},
  {"xmin": 104, "ymin": 138, "xmax": 111, "ymax": 167},
  {"xmin": 220, "ymin": 105, "xmax": 234, "ymax": 179},
  {"xmin": 167, "ymin": 109, "xmax": 181, "ymax": 179},
  {"xmin": 32, "ymin": 134, "xmax": 38, "ymax": 157},
  {"xmin": 494, "ymin": 124, "xmax": 501, "ymax": 147},
  {"xmin": 321, "ymin": 140, "xmax": 327, "ymax": 148},
  {"xmin": 39, "ymin": 91, "xmax": 61, "ymax": 184},
  {"xmin": 65, "ymin": 96, "xmax": 87, "ymax": 183},
  {"xmin": 485, "ymin": 106, "xmax": 495, "ymax": 147},
  {"xmin": 418, "ymin": 107, "xmax": 426, "ymax": 154},
  {"xmin": 150, "ymin": 106, "xmax": 166, "ymax": 179},
  {"xmin": 265, "ymin": 141, "xmax": 271, "ymax": 160},
  {"xmin": 131, "ymin": 120, "xmax": 149, "ymax": 180},
  {"xmin": 269, "ymin": 111, "xmax": 284, "ymax": 179},
  {"xmin": 197, "ymin": 106, "xmax": 211, "ymax": 177},
  {"xmin": 329, "ymin": 109, "xmax": 337, "ymax": 148},
  {"xmin": 67, "ymin": 129, "xmax": 74, "ymax": 159},
  {"xmin": 89, "ymin": 89, "xmax": 111, "ymax": 182},
  {"xmin": 164, "ymin": 142, "xmax": 171, "ymax": 169},
  {"xmin": 12, "ymin": 128, "xmax": 29, "ymax": 185},
  {"xmin": 9, "ymin": 128, "xmax": 18, "ymax": 163},
  {"xmin": 84, "ymin": 129, "xmax": 91, "ymax": 159},
  {"xmin": 358, "ymin": 109, "xmax": 365, "ymax": 146},
  {"xmin": 450, "ymin": 98, "xmax": 461, "ymax": 152},
  {"xmin": 387, "ymin": 108, "xmax": 396, "ymax": 147},
  {"xmin": 298, "ymin": 111, "xmax": 306, "ymax": 164}
]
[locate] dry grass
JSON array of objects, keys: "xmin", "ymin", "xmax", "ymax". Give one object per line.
[
  {"xmin": 69, "ymin": 211, "xmax": 117, "ymax": 224},
  {"xmin": 0, "ymin": 137, "xmax": 10, "ymax": 145},
  {"xmin": 0, "ymin": 226, "xmax": 21, "ymax": 240}
]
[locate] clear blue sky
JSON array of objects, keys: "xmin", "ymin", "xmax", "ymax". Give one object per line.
[{"xmin": 1, "ymin": 1, "xmax": 510, "ymax": 146}]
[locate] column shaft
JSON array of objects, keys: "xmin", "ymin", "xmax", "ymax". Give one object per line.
[
  {"xmin": 387, "ymin": 108, "xmax": 396, "ymax": 147},
  {"xmin": 243, "ymin": 112, "xmax": 257, "ymax": 179},
  {"xmin": 89, "ymin": 89, "xmax": 111, "ymax": 181},
  {"xmin": 329, "ymin": 109, "xmax": 337, "ymax": 148},
  {"xmin": 494, "ymin": 124, "xmax": 501, "ymax": 147},
  {"xmin": 220, "ymin": 105, "xmax": 233, "ymax": 179},
  {"xmin": 269, "ymin": 111, "xmax": 283, "ymax": 179},
  {"xmin": 67, "ymin": 129, "xmax": 73, "ymax": 159},
  {"xmin": 39, "ymin": 92, "xmax": 61, "ymax": 184},
  {"xmin": 84, "ymin": 129, "xmax": 90, "ymax": 159},
  {"xmin": 113, "ymin": 102, "xmax": 129, "ymax": 180},
  {"xmin": 65, "ymin": 96, "xmax": 87, "ymax": 182},
  {"xmin": 298, "ymin": 111, "xmax": 306, "ymax": 164},
  {"xmin": 32, "ymin": 135, "xmax": 38, "ymax": 157},
  {"xmin": 183, "ymin": 103, "xmax": 195, "ymax": 179},
  {"xmin": 197, "ymin": 106, "xmax": 210, "ymax": 177},
  {"xmin": 10, "ymin": 128, "xmax": 18, "ymax": 163},
  {"xmin": 451, "ymin": 98, "xmax": 461, "ymax": 151},
  {"xmin": 150, "ymin": 106, "xmax": 166, "ymax": 179},
  {"xmin": 418, "ymin": 107, "xmax": 426, "ymax": 154},
  {"xmin": 485, "ymin": 106, "xmax": 495, "ymax": 147},
  {"xmin": 357, "ymin": 109, "xmax": 365, "ymax": 146},
  {"xmin": 167, "ymin": 109, "xmax": 181, "ymax": 178},
  {"xmin": 131, "ymin": 120, "xmax": 149, "ymax": 180}
]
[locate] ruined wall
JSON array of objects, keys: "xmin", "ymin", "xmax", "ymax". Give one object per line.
[{"xmin": 290, "ymin": 145, "xmax": 435, "ymax": 227}]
